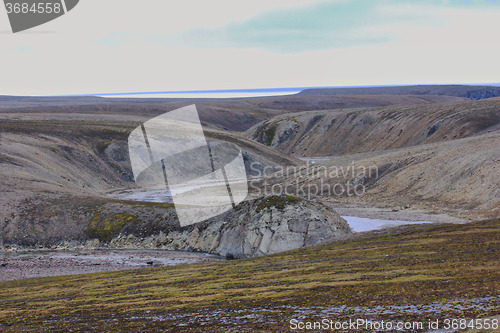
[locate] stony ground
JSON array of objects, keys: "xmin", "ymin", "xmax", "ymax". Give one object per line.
[
  {"xmin": 0, "ymin": 249, "xmax": 224, "ymax": 282},
  {"xmin": 0, "ymin": 220, "xmax": 498, "ymax": 332}
]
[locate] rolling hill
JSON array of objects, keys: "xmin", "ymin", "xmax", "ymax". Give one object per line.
[
  {"xmin": 0, "ymin": 93, "xmax": 469, "ymax": 132},
  {"xmin": 299, "ymin": 84, "xmax": 500, "ymax": 100}
]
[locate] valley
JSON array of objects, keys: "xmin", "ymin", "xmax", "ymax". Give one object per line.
[{"xmin": 0, "ymin": 85, "xmax": 499, "ymax": 331}]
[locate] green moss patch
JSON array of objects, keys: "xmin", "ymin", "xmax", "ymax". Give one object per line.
[
  {"xmin": 255, "ymin": 195, "xmax": 301, "ymax": 212},
  {"xmin": 87, "ymin": 211, "xmax": 138, "ymax": 242}
]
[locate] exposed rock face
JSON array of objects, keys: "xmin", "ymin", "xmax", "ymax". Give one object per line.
[
  {"xmin": 0, "ymin": 194, "xmax": 351, "ymax": 256},
  {"xmin": 109, "ymin": 196, "xmax": 351, "ymax": 258}
]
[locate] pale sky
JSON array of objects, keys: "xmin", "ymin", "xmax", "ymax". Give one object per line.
[{"xmin": 1, "ymin": 0, "xmax": 500, "ymax": 96}]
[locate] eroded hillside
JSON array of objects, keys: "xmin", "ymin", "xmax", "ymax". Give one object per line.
[
  {"xmin": 255, "ymin": 131, "xmax": 500, "ymax": 220},
  {"xmin": 246, "ymin": 100, "xmax": 500, "ymax": 156}
]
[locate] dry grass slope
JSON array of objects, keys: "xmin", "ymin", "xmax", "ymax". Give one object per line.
[{"xmin": 0, "ymin": 220, "xmax": 498, "ymax": 332}]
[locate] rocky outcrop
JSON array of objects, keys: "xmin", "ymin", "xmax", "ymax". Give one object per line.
[{"xmin": 108, "ymin": 195, "xmax": 351, "ymax": 258}]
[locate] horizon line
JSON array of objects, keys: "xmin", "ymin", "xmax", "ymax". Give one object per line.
[
  {"xmin": 1, "ymin": 82, "xmax": 499, "ymax": 98},
  {"xmin": 39, "ymin": 83, "xmax": 500, "ymax": 98},
  {"xmin": 47, "ymin": 85, "xmax": 396, "ymax": 97}
]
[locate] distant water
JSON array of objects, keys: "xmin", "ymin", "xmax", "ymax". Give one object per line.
[
  {"xmin": 341, "ymin": 216, "xmax": 433, "ymax": 233},
  {"xmin": 109, "ymin": 189, "xmax": 173, "ymax": 203},
  {"xmin": 108, "ymin": 179, "xmax": 248, "ymax": 203},
  {"xmin": 297, "ymin": 156, "xmax": 333, "ymax": 163}
]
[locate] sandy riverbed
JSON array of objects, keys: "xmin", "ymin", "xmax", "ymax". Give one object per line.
[{"xmin": 0, "ymin": 249, "xmax": 225, "ymax": 282}]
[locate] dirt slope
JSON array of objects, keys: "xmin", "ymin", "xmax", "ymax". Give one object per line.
[
  {"xmin": 245, "ymin": 99, "xmax": 500, "ymax": 156},
  {"xmin": 255, "ymin": 131, "xmax": 500, "ymax": 219}
]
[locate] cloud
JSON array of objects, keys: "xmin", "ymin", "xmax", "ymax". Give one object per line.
[
  {"xmin": 178, "ymin": 0, "xmax": 387, "ymax": 53},
  {"xmin": 178, "ymin": 0, "xmax": 500, "ymax": 53}
]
